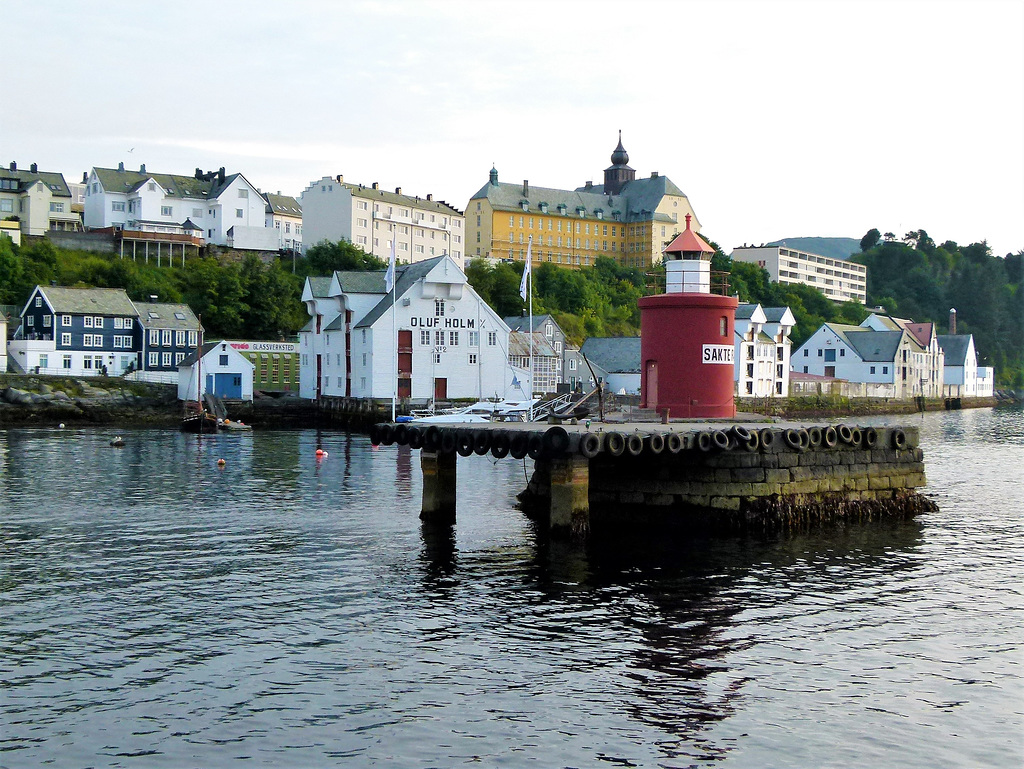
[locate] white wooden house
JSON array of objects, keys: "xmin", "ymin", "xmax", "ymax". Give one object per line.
[{"xmin": 177, "ymin": 341, "xmax": 255, "ymax": 402}]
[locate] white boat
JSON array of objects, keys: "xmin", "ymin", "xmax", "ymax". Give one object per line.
[{"xmin": 411, "ymin": 399, "xmax": 540, "ymax": 424}]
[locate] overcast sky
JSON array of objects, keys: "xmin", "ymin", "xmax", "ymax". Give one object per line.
[{"xmin": 5, "ymin": 0, "xmax": 1022, "ymax": 256}]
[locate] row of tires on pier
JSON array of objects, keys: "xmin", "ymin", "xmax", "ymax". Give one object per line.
[{"xmin": 369, "ymin": 422, "xmax": 910, "ymax": 460}]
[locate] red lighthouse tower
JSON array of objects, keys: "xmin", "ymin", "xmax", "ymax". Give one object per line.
[{"xmin": 638, "ymin": 214, "xmax": 738, "ymax": 418}]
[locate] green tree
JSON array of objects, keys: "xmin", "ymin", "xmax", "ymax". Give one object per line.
[
  {"xmin": 860, "ymin": 228, "xmax": 881, "ymax": 252},
  {"xmin": 302, "ymin": 239, "xmax": 386, "ymax": 275},
  {"xmin": 0, "ymin": 236, "xmax": 24, "ymax": 304}
]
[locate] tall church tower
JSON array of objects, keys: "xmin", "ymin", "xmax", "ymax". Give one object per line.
[{"xmin": 603, "ymin": 131, "xmax": 636, "ymax": 195}]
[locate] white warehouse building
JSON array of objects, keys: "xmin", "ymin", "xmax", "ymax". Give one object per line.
[{"xmin": 299, "ymin": 255, "xmax": 528, "ymax": 403}]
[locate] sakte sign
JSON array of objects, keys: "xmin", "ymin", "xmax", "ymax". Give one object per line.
[{"xmin": 702, "ymin": 344, "xmax": 734, "ymax": 364}]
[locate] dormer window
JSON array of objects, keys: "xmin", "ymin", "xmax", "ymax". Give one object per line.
[{"xmin": 520, "ymin": 201, "xmax": 529, "ymax": 211}]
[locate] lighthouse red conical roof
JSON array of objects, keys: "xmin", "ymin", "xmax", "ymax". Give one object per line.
[{"xmin": 664, "ymin": 214, "xmax": 714, "ymax": 258}]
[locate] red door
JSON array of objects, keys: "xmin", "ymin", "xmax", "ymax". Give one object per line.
[
  {"xmin": 397, "ymin": 330, "xmax": 412, "ymax": 399},
  {"xmin": 434, "ymin": 377, "xmax": 447, "ymax": 401},
  {"xmin": 645, "ymin": 360, "xmax": 658, "ymax": 408},
  {"xmin": 315, "ymin": 354, "xmax": 322, "ymax": 400}
]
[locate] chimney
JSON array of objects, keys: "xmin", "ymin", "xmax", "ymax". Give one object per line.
[
  {"xmin": 196, "ymin": 167, "xmax": 203, "ymax": 179},
  {"xmin": 395, "ymin": 187, "xmax": 402, "ymax": 195},
  {"xmin": 949, "ymin": 308, "xmax": 957, "ymax": 335},
  {"xmin": 218, "ymin": 167, "xmax": 225, "ymax": 184},
  {"xmin": 30, "ymin": 163, "xmax": 37, "ymax": 173},
  {"xmin": 523, "ymin": 180, "xmax": 529, "ymax": 196},
  {"xmin": 139, "ymin": 164, "xmax": 146, "ymax": 175},
  {"xmin": 651, "ymin": 171, "xmax": 659, "ymax": 178},
  {"xmin": 336, "ymin": 174, "xmax": 343, "ymax": 183},
  {"xmin": 8, "ymin": 162, "xmax": 15, "ymax": 171},
  {"xmin": 277, "ymin": 190, "xmax": 281, "ymax": 196},
  {"xmin": 81, "ymin": 171, "xmax": 88, "ymax": 183},
  {"xmin": 118, "ymin": 162, "xmax": 124, "ymax": 172},
  {"xmin": 149, "ymin": 295, "xmax": 158, "ymax": 303},
  {"xmin": 426, "ymin": 193, "xmax": 432, "ymax": 201},
  {"xmin": 372, "ymin": 182, "xmax": 379, "ymax": 190},
  {"xmin": 584, "ymin": 181, "xmax": 593, "ymax": 189}
]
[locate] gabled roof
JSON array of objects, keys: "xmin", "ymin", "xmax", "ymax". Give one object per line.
[
  {"xmin": 264, "ymin": 192, "xmax": 302, "ymax": 216},
  {"xmin": 355, "ymin": 256, "xmax": 447, "ymax": 329},
  {"xmin": 937, "ymin": 334, "xmax": 972, "ymax": 366},
  {"xmin": 843, "ymin": 329, "xmax": 904, "ymax": 362},
  {"xmin": 0, "ymin": 167, "xmax": 71, "ymax": 198},
  {"xmin": 30, "ymin": 286, "xmax": 137, "ymax": 317},
  {"xmin": 136, "ymin": 302, "xmax": 200, "ymax": 331},
  {"xmin": 735, "ymin": 303, "xmax": 766, "ymax": 322},
  {"xmin": 762, "ymin": 306, "xmax": 796, "ymax": 325},
  {"xmin": 470, "ymin": 172, "xmax": 690, "ymax": 225},
  {"xmin": 508, "ymin": 331, "xmax": 558, "ymax": 358},
  {"xmin": 335, "ymin": 181, "xmax": 463, "ymax": 215},
  {"xmin": 92, "ymin": 167, "xmax": 214, "ymax": 200},
  {"xmin": 502, "ymin": 313, "xmax": 560, "ymax": 334},
  {"xmin": 580, "ymin": 336, "xmax": 641, "ymax": 374},
  {"xmin": 335, "ymin": 271, "xmax": 386, "ymax": 294},
  {"xmin": 178, "ymin": 340, "xmax": 254, "ymax": 369},
  {"xmin": 305, "ymin": 276, "xmax": 333, "ymax": 299}
]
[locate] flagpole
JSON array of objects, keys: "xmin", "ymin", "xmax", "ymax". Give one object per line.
[
  {"xmin": 528, "ymin": 235, "xmax": 534, "ymax": 421},
  {"xmin": 386, "ymin": 235, "xmax": 397, "ymax": 422}
]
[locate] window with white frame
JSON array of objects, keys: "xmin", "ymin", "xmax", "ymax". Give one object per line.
[
  {"xmin": 175, "ymin": 330, "xmax": 186, "ymax": 346},
  {"xmin": 468, "ymin": 331, "xmax": 479, "ymax": 347},
  {"xmin": 26, "ymin": 316, "xmax": 33, "ymax": 327},
  {"xmin": 434, "ymin": 330, "xmax": 444, "ymax": 346},
  {"xmin": 148, "ymin": 352, "xmax": 159, "ymax": 367},
  {"xmin": 488, "ymin": 331, "xmax": 497, "ymax": 346},
  {"xmin": 449, "ymin": 331, "xmax": 458, "ymax": 346},
  {"xmin": 420, "ymin": 330, "xmax": 430, "ymax": 345},
  {"xmin": 61, "ymin": 333, "xmax": 71, "ymax": 346},
  {"xmin": 161, "ymin": 329, "xmax": 172, "ymax": 346},
  {"xmin": 149, "ymin": 329, "xmax": 159, "ymax": 345},
  {"xmin": 235, "ymin": 209, "xmax": 243, "ymax": 218},
  {"xmin": 469, "ymin": 353, "xmax": 477, "ymax": 365},
  {"xmin": 176, "ymin": 352, "xmax": 186, "ymax": 364},
  {"xmin": 432, "ymin": 352, "xmax": 441, "ymax": 364},
  {"xmin": 63, "ymin": 355, "xmax": 72, "ymax": 369},
  {"xmin": 569, "ymin": 358, "xmax": 577, "ymax": 371},
  {"xmin": 238, "ymin": 188, "xmax": 248, "ymax": 198},
  {"xmin": 84, "ymin": 316, "xmax": 94, "ymax": 328},
  {"xmin": 434, "ymin": 299, "xmax": 444, "ymax": 317},
  {"xmin": 93, "ymin": 316, "xmax": 103, "ymax": 328},
  {"xmin": 112, "ymin": 201, "xmax": 125, "ymax": 212},
  {"xmin": 188, "ymin": 331, "xmax": 198, "ymax": 347},
  {"xmin": 161, "ymin": 206, "xmax": 172, "ymax": 216},
  {"xmin": 43, "ymin": 315, "xmax": 51, "ymax": 327},
  {"xmin": 162, "ymin": 352, "xmax": 171, "ymax": 367}
]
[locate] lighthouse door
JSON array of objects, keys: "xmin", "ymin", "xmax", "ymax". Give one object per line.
[{"xmin": 645, "ymin": 360, "xmax": 658, "ymax": 408}]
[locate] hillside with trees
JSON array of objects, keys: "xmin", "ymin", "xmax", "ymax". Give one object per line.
[
  {"xmin": 850, "ymin": 230, "xmax": 1023, "ymax": 387},
  {"xmin": 3, "ymin": 229, "xmax": 1019, "ymax": 386}
]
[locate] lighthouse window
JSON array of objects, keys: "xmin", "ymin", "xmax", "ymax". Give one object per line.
[{"xmin": 720, "ymin": 316, "xmax": 727, "ymax": 336}]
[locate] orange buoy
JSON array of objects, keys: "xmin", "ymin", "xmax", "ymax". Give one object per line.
[
  {"xmin": 315, "ymin": 448, "xmax": 324, "ymax": 457},
  {"xmin": 217, "ymin": 458, "xmax": 226, "ymax": 466}
]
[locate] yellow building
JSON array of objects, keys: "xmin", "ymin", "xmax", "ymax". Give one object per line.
[{"xmin": 465, "ymin": 136, "xmax": 702, "ymax": 270}]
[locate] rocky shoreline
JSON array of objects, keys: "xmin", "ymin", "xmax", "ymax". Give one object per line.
[{"xmin": 0, "ymin": 375, "xmax": 318, "ymax": 428}]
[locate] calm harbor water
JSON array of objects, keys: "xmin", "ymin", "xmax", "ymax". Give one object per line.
[{"xmin": 1, "ymin": 406, "xmax": 1021, "ymax": 768}]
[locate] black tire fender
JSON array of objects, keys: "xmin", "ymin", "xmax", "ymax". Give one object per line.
[
  {"xmin": 744, "ymin": 431, "xmax": 760, "ymax": 452},
  {"xmin": 456, "ymin": 431, "xmax": 475, "ymax": 457},
  {"xmin": 579, "ymin": 432, "xmax": 602, "ymax": 458},
  {"xmin": 543, "ymin": 426, "xmax": 570, "ymax": 456},
  {"xmin": 646, "ymin": 433, "xmax": 665, "ymax": 454},
  {"xmin": 423, "ymin": 425, "xmax": 441, "ymax": 451},
  {"xmin": 697, "ymin": 431, "xmax": 713, "ymax": 452},
  {"xmin": 509, "ymin": 431, "xmax": 530, "ymax": 459},
  {"xmin": 823, "ymin": 426, "xmax": 838, "ymax": 448},
  {"xmin": 784, "ymin": 428, "xmax": 803, "ymax": 450},
  {"xmin": 439, "ymin": 428, "xmax": 457, "ymax": 454},
  {"xmin": 837, "ymin": 424, "xmax": 853, "ymax": 444},
  {"xmin": 712, "ymin": 430, "xmax": 731, "ymax": 451},
  {"xmin": 527, "ymin": 432, "xmax": 545, "ymax": 460},
  {"xmin": 407, "ymin": 426, "xmax": 424, "ymax": 450},
  {"xmin": 666, "ymin": 433, "xmax": 684, "ymax": 453},
  {"xmin": 891, "ymin": 428, "xmax": 907, "ymax": 450},
  {"xmin": 863, "ymin": 427, "xmax": 878, "ymax": 448},
  {"xmin": 759, "ymin": 428, "xmax": 775, "ymax": 450},
  {"xmin": 379, "ymin": 423, "xmax": 395, "ymax": 446},
  {"xmin": 807, "ymin": 426, "xmax": 822, "ymax": 448},
  {"xmin": 731, "ymin": 425, "xmax": 752, "ymax": 443},
  {"xmin": 605, "ymin": 431, "xmax": 626, "ymax": 456},
  {"xmin": 490, "ymin": 430, "xmax": 511, "ymax": 458},
  {"xmin": 393, "ymin": 424, "xmax": 409, "ymax": 445},
  {"xmin": 473, "ymin": 429, "xmax": 491, "ymax": 456}
]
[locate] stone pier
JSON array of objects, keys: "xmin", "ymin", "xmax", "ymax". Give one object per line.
[{"xmin": 372, "ymin": 420, "xmax": 937, "ymax": 537}]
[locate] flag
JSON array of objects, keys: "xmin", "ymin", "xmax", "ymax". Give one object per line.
[
  {"xmin": 519, "ymin": 238, "xmax": 531, "ymax": 300},
  {"xmin": 511, "ymin": 375, "xmax": 521, "ymax": 389},
  {"xmin": 385, "ymin": 237, "xmax": 396, "ymax": 293}
]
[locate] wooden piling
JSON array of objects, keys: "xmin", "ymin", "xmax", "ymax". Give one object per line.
[{"xmin": 420, "ymin": 450, "xmax": 457, "ymax": 524}]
